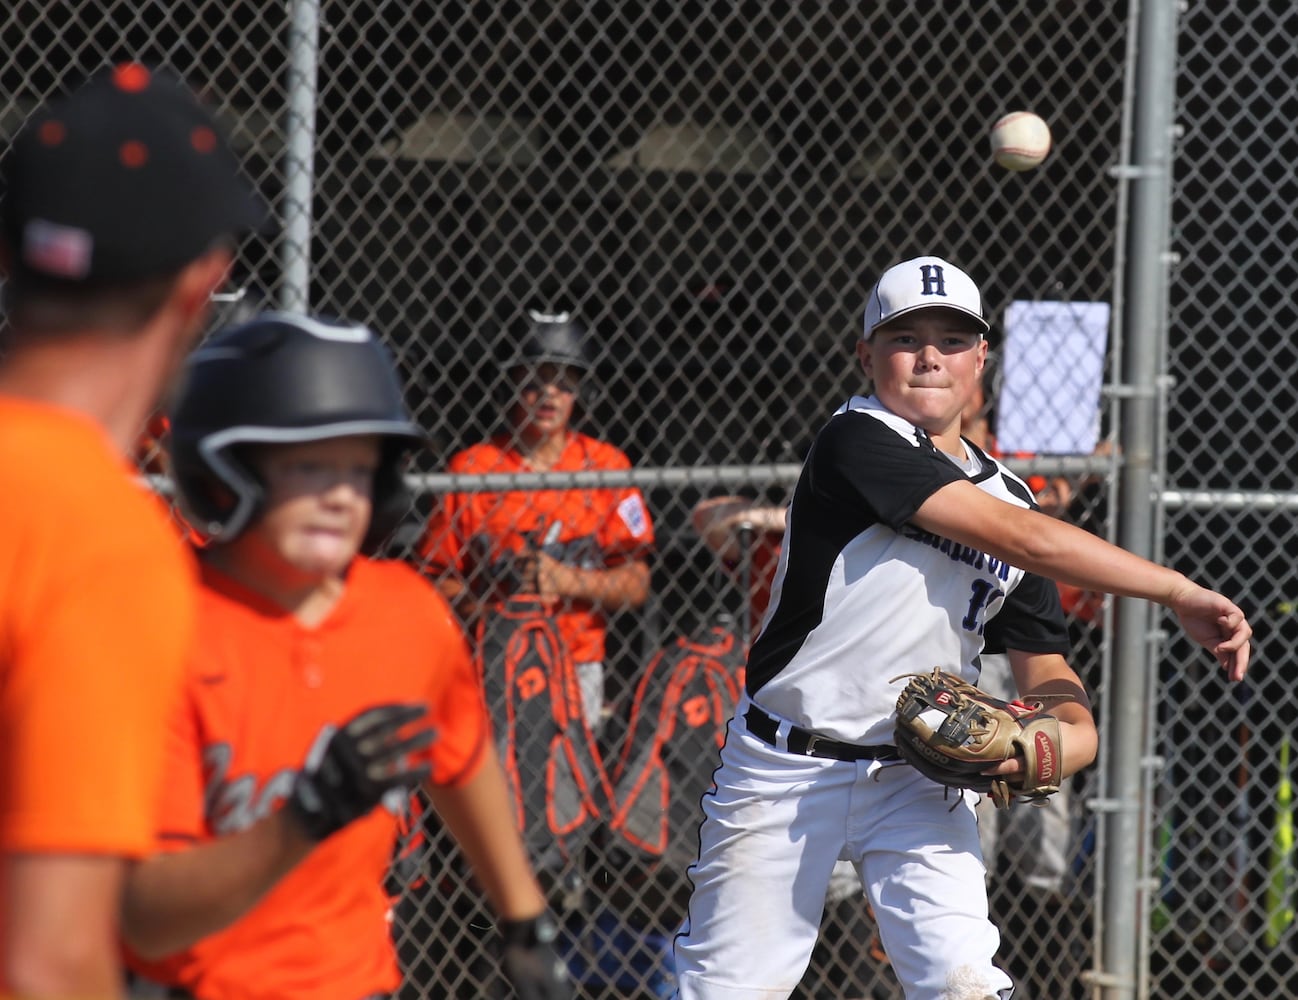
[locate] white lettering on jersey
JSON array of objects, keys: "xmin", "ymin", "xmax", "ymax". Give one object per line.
[
  {"xmin": 901, "ymin": 525, "xmax": 1013, "ymax": 581},
  {"xmin": 204, "ymin": 743, "xmax": 298, "ymax": 836},
  {"xmin": 203, "ymin": 736, "xmax": 404, "ymax": 836}
]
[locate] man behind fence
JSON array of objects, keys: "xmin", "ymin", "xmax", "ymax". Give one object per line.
[
  {"xmin": 416, "ymin": 306, "xmax": 655, "ymax": 994},
  {"xmin": 420, "ymin": 307, "xmax": 654, "ymax": 735},
  {"xmin": 0, "ymin": 63, "xmax": 260, "ymax": 996}
]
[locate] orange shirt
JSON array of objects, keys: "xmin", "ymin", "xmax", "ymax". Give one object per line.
[
  {"xmin": 133, "ymin": 413, "xmax": 207, "ymax": 547},
  {"xmin": 0, "ymin": 400, "xmax": 196, "ymax": 942},
  {"xmin": 421, "ymin": 431, "xmax": 655, "ymax": 664},
  {"xmin": 126, "ymin": 557, "xmax": 488, "ymax": 1000},
  {"xmin": 135, "ymin": 410, "xmax": 170, "ymax": 476},
  {"xmin": 1058, "ymin": 582, "xmax": 1105, "ymax": 625}
]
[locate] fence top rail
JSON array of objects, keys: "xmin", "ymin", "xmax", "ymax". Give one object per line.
[
  {"xmin": 404, "ymin": 455, "xmax": 1117, "ymax": 491},
  {"xmin": 147, "ymin": 455, "xmax": 1123, "ymax": 497},
  {"xmin": 1160, "ymin": 489, "xmax": 1298, "ymax": 512}
]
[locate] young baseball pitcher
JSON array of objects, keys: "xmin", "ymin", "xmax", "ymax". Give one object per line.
[
  {"xmin": 0, "ymin": 64, "xmax": 260, "ymax": 996},
  {"xmin": 121, "ymin": 312, "xmax": 569, "ymax": 1000},
  {"xmin": 671, "ymin": 256, "xmax": 1252, "ymax": 1000}
]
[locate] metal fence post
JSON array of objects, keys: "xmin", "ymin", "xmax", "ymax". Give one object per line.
[
  {"xmin": 1103, "ymin": 2, "xmax": 1181, "ymax": 998},
  {"xmin": 282, "ymin": 0, "xmax": 321, "ymax": 313}
]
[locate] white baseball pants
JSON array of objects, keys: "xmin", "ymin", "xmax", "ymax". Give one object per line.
[{"xmin": 672, "ymin": 705, "xmax": 1014, "ymax": 1000}]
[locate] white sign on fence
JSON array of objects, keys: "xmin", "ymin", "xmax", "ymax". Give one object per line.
[{"xmin": 997, "ymin": 299, "xmax": 1111, "ymax": 455}]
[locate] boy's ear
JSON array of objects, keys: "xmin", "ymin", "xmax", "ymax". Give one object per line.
[{"xmin": 855, "ymin": 338, "xmax": 872, "ymax": 377}]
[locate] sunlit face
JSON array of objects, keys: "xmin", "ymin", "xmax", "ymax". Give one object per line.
[
  {"xmin": 507, "ymin": 362, "xmax": 581, "ymax": 439},
  {"xmin": 857, "ymin": 307, "xmax": 987, "ymax": 434},
  {"xmin": 245, "ymin": 435, "xmax": 380, "ymax": 581}
]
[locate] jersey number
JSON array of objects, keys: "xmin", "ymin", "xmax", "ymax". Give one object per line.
[{"xmin": 963, "ymin": 580, "xmax": 1004, "ymax": 635}]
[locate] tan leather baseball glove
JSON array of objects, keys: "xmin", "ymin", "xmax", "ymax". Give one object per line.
[{"xmin": 892, "ymin": 667, "xmax": 1063, "ymax": 809}]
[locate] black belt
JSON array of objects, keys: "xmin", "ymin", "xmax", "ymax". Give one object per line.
[{"xmin": 743, "ymin": 704, "xmax": 900, "ymax": 762}]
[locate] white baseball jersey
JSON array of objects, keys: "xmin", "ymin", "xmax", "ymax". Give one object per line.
[{"xmin": 746, "ymin": 394, "xmax": 1069, "ymax": 745}]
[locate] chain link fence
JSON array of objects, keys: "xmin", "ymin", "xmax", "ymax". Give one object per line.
[
  {"xmin": 3, "ymin": 1, "xmax": 1292, "ymax": 998},
  {"xmin": 1150, "ymin": 4, "xmax": 1298, "ymax": 998}
]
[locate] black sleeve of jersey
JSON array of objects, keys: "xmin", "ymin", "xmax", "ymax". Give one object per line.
[
  {"xmin": 983, "ymin": 571, "xmax": 1071, "ymax": 655},
  {"xmin": 810, "ymin": 411, "xmax": 967, "ymax": 530}
]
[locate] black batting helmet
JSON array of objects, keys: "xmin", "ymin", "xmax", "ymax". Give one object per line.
[
  {"xmin": 505, "ymin": 308, "xmax": 593, "ymax": 372},
  {"xmin": 167, "ymin": 311, "xmax": 425, "ymax": 550}
]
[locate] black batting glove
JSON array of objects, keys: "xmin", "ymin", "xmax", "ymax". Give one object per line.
[
  {"xmin": 287, "ymin": 702, "xmax": 435, "ymax": 842},
  {"xmin": 499, "ymin": 914, "xmax": 572, "ymax": 1000}
]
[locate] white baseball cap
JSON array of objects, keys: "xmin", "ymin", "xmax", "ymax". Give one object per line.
[{"xmin": 862, "ymin": 255, "xmax": 989, "ymax": 339}]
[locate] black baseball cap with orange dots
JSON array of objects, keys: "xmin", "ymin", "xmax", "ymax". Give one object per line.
[{"xmin": 0, "ymin": 63, "xmax": 265, "ymax": 286}]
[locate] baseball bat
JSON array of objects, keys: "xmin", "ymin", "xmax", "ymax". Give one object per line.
[
  {"xmin": 1264, "ymin": 734, "xmax": 1294, "ymax": 949},
  {"xmin": 1227, "ymin": 714, "xmax": 1250, "ymax": 953},
  {"xmin": 1150, "ymin": 812, "xmax": 1174, "ymax": 933},
  {"xmin": 1199, "ymin": 682, "xmax": 1252, "ymax": 960}
]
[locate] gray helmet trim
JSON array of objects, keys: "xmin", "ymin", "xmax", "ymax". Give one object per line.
[{"xmin": 195, "ymin": 419, "xmax": 423, "ymax": 541}]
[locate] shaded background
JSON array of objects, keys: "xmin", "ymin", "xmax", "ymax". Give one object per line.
[{"xmin": 3, "ymin": 2, "xmax": 1294, "ymax": 997}]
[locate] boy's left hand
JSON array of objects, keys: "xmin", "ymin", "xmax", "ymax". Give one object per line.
[{"xmin": 499, "ymin": 914, "xmax": 572, "ymax": 1000}]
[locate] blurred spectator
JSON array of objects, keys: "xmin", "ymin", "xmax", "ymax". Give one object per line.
[
  {"xmin": 413, "ymin": 308, "xmax": 656, "ymax": 997},
  {"xmin": 961, "ymin": 351, "xmax": 1108, "ymax": 639},
  {"xmin": 419, "ymin": 307, "xmax": 654, "ymax": 733},
  {"xmin": 690, "ymin": 495, "xmax": 785, "ymax": 644},
  {"xmin": 134, "ymin": 283, "xmax": 268, "ymax": 545},
  {"xmin": 0, "ymin": 63, "xmax": 259, "ymax": 997}
]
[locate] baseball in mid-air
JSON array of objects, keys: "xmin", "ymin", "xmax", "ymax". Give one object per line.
[{"xmin": 990, "ymin": 111, "xmax": 1052, "ymax": 171}]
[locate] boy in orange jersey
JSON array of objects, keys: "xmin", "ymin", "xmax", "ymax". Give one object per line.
[
  {"xmin": 121, "ymin": 313, "xmax": 569, "ymax": 1000},
  {"xmin": 0, "ymin": 64, "xmax": 261, "ymax": 997},
  {"xmin": 420, "ymin": 308, "xmax": 654, "ymax": 733}
]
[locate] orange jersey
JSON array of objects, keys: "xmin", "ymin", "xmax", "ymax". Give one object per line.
[
  {"xmin": 125, "ymin": 557, "xmax": 489, "ymax": 1000},
  {"xmin": 134, "ymin": 412, "xmax": 207, "ymax": 547},
  {"xmin": 421, "ymin": 431, "xmax": 655, "ymax": 664},
  {"xmin": 1058, "ymin": 581, "xmax": 1105, "ymax": 625},
  {"xmin": 135, "ymin": 410, "xmax": 170, "ymax": 475},
  {"xmin": 0, "ymin": 399, "xmax": 196, "ymax": 946}
]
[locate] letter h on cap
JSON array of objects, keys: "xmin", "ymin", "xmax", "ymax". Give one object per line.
[{"xmin": 919, "ymin": 263, "xmax": 948, "ymax": 297}]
